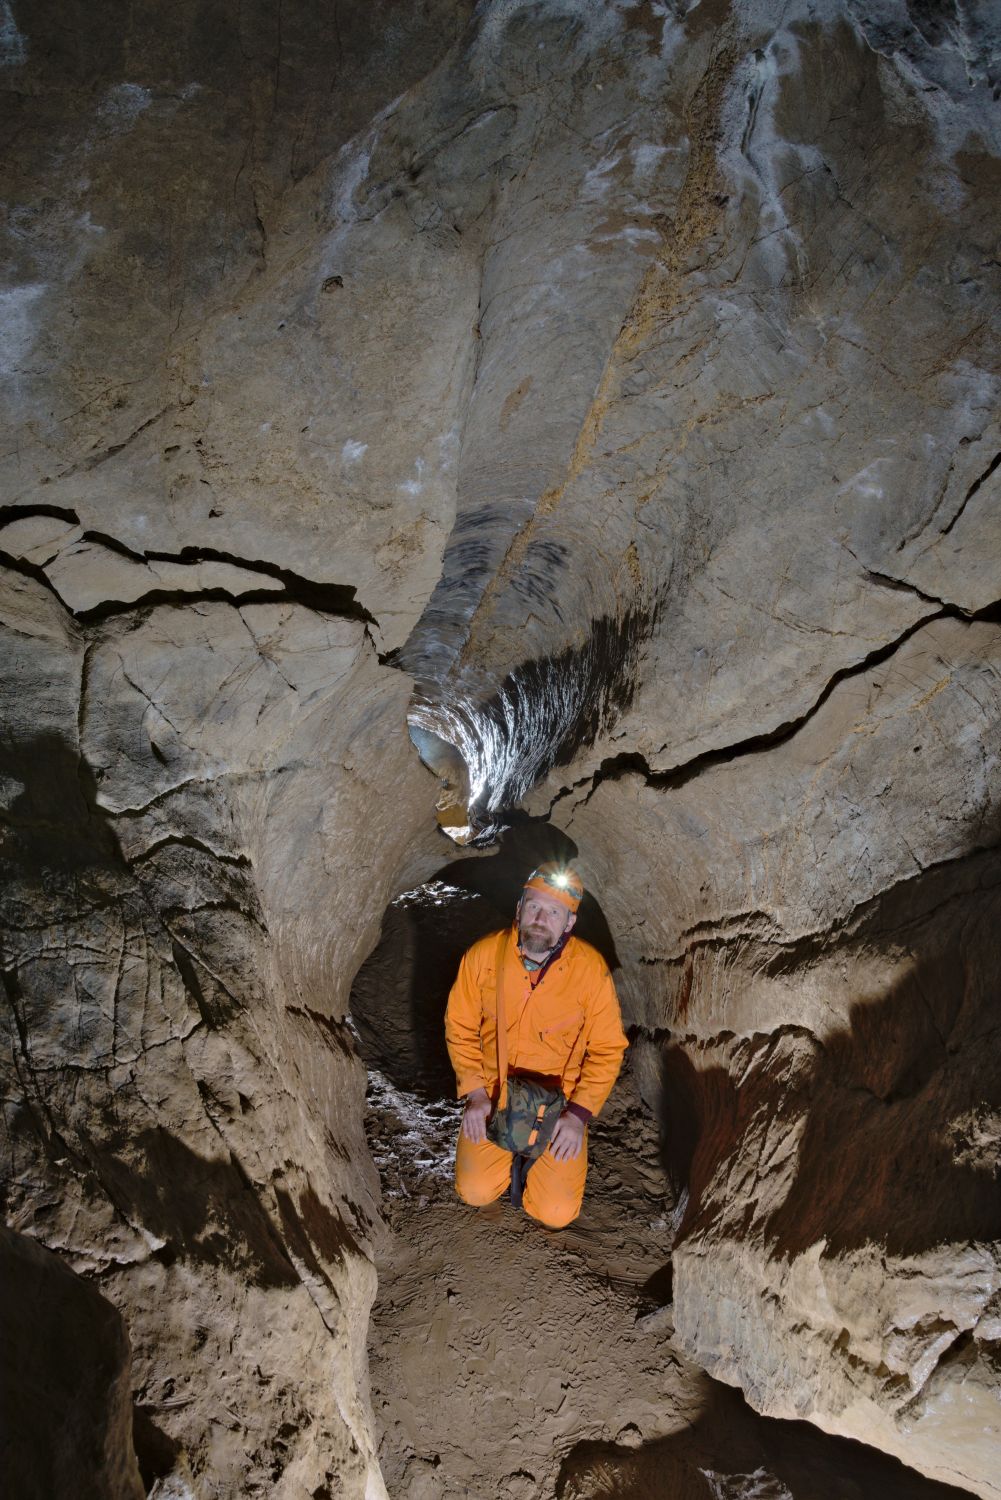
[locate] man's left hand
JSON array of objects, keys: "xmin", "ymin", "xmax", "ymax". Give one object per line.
[{"xmin": 549, "ymin": 1111, "xmax": 585, "ymax": 1162}]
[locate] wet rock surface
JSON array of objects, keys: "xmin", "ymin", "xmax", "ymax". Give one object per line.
[{"xmin": 2, "ymin": 1, "xmax": 1000, "ymax": 1495}]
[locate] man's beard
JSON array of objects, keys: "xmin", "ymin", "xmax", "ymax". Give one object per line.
[{"xmin": 521, "ymin": 921, "xmax": 555, "ymax": 956}]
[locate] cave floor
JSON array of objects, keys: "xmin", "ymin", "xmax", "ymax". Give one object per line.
[
  {"xmin": 364, "ymin": 1056, "xmax": 694, "ymax": 1500},
  {"xmin": 363, "ymin": 1062, "xmax": 983, "ymax": 1500}
]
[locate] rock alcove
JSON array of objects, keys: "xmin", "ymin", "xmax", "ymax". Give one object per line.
[{"xmin": 2, "ymin": 1, "xmax": 1000, "ymax": 1498}]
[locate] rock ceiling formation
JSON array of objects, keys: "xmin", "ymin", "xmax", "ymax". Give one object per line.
[{"xmin": 1, "ymin": 1, "xmax": 999, "ymax": 1497}]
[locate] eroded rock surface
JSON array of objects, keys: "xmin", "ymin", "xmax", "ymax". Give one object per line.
[
  {"xmin": 3, "ymin": 0, "xmax": 1000, "ymax": 1496},
  {"xmin": 0, "ymin": 563, "xmax": 438, "ymax": 1494},
  {"xmin": 353, "ymin": 873, "xmax": 977, "ymax": 1500},
  {"xmin": 396, "ymin": 2, "xmax": 1001, "ymax": 1494}
]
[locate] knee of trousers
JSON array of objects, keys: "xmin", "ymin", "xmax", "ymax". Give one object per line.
[
  {"xmin": 455, "ymin": 1173, "xmax": 506, "ymax": 1208},
  {"xmin": 523, "ymin": 1192, "xmax": 582, "ymax": 1229},
  {"xmin": 454, "ymin": 1139, "xmax": 510, "ymax": 1207}
]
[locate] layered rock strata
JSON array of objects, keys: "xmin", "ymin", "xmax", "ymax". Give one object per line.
[{"xmin": 2, "ymin": 0, "xmax": 1000, "ymax": 1496}]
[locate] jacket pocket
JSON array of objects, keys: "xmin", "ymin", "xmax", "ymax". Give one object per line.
[{"xmin": 539, "ymin": 1010, "xmax": 584, "ymax": 1037}]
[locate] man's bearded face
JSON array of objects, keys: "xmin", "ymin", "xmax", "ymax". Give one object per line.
[{"xmin": 519, "ymin": 889, "xmax": 574, "ymax": 959}]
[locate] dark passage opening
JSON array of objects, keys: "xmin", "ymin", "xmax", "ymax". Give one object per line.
[
  {"xmin": 350, "ymin": 821, "xmax": 618, "ymax": 1103},
  {"xmin": 348, "ymin": 822, "xmax": 682, "ymax": 1496}
]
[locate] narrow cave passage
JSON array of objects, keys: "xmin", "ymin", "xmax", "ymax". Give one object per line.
[
  {"xmin": 4, "ymin": 3, "xmax": 1000, "ymax": 1497},
  {"xmin": 349, "ymin": 825, "xmax": 680, "ymax": 1498},
  {"xmin": 347, "ymin": 825, "xmax": 977, "ymax": 1500}
]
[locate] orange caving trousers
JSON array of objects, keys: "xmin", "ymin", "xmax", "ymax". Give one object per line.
[{"xmin": 455, "ymin": 1130, "xmax": 588, "ymax": 1229}]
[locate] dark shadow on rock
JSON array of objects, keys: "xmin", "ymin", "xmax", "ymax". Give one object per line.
[
  {"xmin": 0, "ymin": 729, "xmax": 125, "ymax": 884},
  {"xmin": 766, "ymin": 849, "xmax": 1001, "ymax": 1261},
  {"xmin": 653, "ymin": 846, "xmax": 1001, "ymax": 1262},
  {"xmin": 638, "ymin": 1258, "xmax": 673, "ymax": 1307},
  {"xmin": 95, "ymin": 1125, "xmax": 299, "ymax": 1289},
  {"xmin": 350, "ymin": 882, "xmax": 501, "ymax": 1098},
  {"xmin": 1, "ymin": 1222, "xmax": 145, "ymax": 1500},
  {"xmin": 132, "ymin": 1405, "xmax": 182, "ymax": 1492},
  {"xmin": 555, "ymin": 1374, "xmax": 976, "ymax": 1500},
  {"xmin": 275, "ymin": 1182, "xmax": 362, "ymax": 1284},
  {"xmin": 657, "ymin": 1040, "xmax": 739, "ymax": 1211}
]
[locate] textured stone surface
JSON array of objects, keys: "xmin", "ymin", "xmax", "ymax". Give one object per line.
[
  {"xmin": 0, "ymin": 0, "xmax": 475, "ymax": 654},
  {"xmin": 399, "ymin": 3, "xmax": 1001, "ymax": 814},
  {"xmin": 1, "ymin": 1222, "xmax": 145, "ymax": 1500},
  {"xmin": 354, "ymin": 864, "xmax": 977, "ymax": 1500},
  {"xmin": 550, "ymin": 617, "xmax": 1001, "ymax": 1496},
  {"xmin": 0, "ymin": 568, "xmax": 436, "ymax": 1496},
  {"xmin": 395, "ymin": 3, "xmax": 1001, "ymax": 1495},
  {"xmin": 3, "ymin": 1, "xmax": 1001, "ymax": 1496}
]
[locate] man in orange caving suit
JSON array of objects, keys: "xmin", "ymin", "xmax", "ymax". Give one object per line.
[{"xmin": 444, "ymin": 862, "xmax": 628, "ymax": 1228}]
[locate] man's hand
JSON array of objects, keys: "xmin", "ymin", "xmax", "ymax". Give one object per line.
[
  {"xmin": 462, "ymin": 1087, "xmax": 492, "ymax": 1143},
  {"xmin": 549, "ymin": 1111, "xmax": 585, "ymax": 1162}
]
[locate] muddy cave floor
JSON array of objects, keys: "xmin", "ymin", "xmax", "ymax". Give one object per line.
[{"xmin": 352, "ymin": 884, "xmax": 973, "ymax": 1500}]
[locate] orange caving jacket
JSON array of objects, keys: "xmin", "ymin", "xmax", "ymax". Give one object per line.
[{"xmin": 445, "ymin": 925, "xmax": 628, "ymax": 1117}]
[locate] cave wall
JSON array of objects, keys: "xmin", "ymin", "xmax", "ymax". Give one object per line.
[
  {"xmin": 399, "ymin": 2, "xmax": 1001, "ymax": 1494},
  {"xmin": 2, "ymin": 1, "xmax": 1000, "ymax": 1496},
  {"xmin": 556, "ymin": 621, "xmax": 1001, "ymax": 1494},
  {"xmin": 1, "ymin": 1222, "xmax": 145, "ymax": 1499},
  {"xmin": 1, "ymin": 3, "xmax": 470, "ymax": 1492},
  {"xmin": 0, "ymin": 564, "xmax": 440, "ymax": 1494}
]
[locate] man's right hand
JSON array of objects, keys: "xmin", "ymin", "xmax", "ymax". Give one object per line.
[{"xmin": 461, "ymin": 1087, "xmax": 492, "ymax": 1143}]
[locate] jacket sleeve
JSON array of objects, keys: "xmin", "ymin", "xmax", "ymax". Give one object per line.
[
  {"xmin": 566, "ymin": 963, "xmax": 628, "ymax": 1117},
  {"xmin": 444, "ymin": 947, "xmax": 488, "ymax": 1098}
]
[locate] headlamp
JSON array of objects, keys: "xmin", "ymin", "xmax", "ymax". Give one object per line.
[{"xmin": 524, "ymin": 863, "xmax": 584, "ymax": 909}]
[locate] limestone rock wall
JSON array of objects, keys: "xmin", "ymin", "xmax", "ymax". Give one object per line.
[
  {"xmin": 394, "ymin": 2, "xmax": 1001, "ymax": 1495},
  {"xmin": 3, "ymin": 1, "xmax": 1001, "ymax": 1496},
  {"xmin": 1, "ymin": 3, "xmax": 465, "ymax": 1492},
  {"xmin": 564, "ymin": 622, "xmax": 1001, "ymax": 1494},
  {"xmin": 0, "ymin": 562, "xmax": 437, "ymax": 1494}
]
